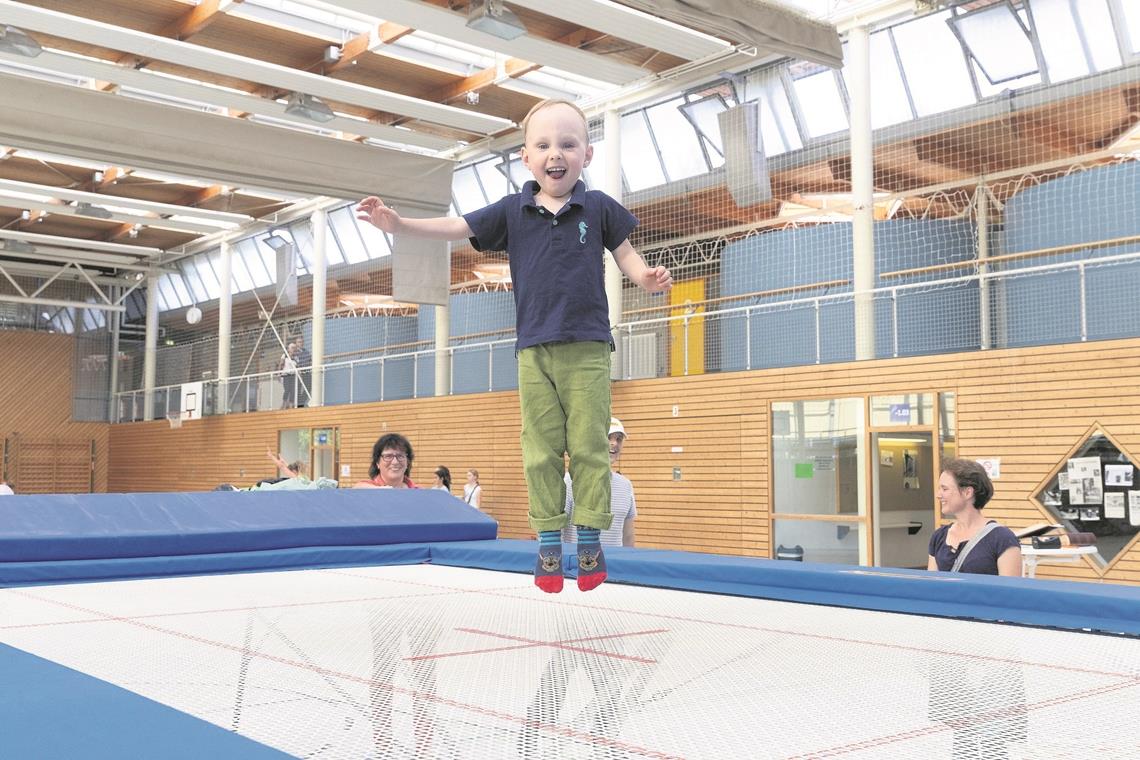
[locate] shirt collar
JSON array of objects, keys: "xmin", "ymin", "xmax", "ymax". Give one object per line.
[{"xmin": 520, "ymin": 179, "xmax": 587, "ymax": 212}]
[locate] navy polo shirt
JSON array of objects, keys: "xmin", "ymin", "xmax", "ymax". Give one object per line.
[
  {"xmin": 928, "ymin": 522, "xmax": 1020, "ymax": 574},
  {"xmin": 463, "ymin": 180, "xmax": 637, "ymax": 352}
]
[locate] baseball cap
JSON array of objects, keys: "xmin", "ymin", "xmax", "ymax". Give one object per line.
[{"xmin": 608, "ymin": 417, "xmax": 628, "ymax": 438}]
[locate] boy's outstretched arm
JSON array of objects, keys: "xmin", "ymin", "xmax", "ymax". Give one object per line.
[
  {"xmin": 611, "ymin": 240, "xmax": 673, "ymax": 293},
  {"xmin": 356, "ymin": 196, "xmax": 473, "ymax": 240}
]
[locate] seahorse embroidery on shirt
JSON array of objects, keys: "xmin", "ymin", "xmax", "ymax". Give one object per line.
[{"xmin": 578, "ymin": 221, "xmax": 588, "ymax": 244}]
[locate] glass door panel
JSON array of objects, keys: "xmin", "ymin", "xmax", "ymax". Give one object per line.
[{"xmin": 873, "ymin": 431, "xmax": 935, "ymax": 569}]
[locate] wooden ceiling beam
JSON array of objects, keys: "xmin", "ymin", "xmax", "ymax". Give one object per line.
[
  {"xmin": 434, "ymin": 58, "xmax": 542, "ymax": 105},
  {"xmin": 115, "ymin": 0, "xmax": 246, "ymax": 68},
  {"xmin": 103, "ymin": 222, "xmax": 136, "ymax": 243},
  {"xmin": 323, "ymin": 22, "xmax": 415, "ymax": 75},
  {"xmin": 166, "ymin": 0, "xmax": 246, "ymax": 41},
  {"xmin": 182, "ymin": 184, "xmax": 230, "ymax": 208},
  {"xmin": 77, "ymin": 167, "xmax": 130, "ymax": 193}
]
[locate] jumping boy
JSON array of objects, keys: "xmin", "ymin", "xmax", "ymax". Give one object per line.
[{"xmin": 357, "ymin": 99, "xmax": 672, "ymax": 592}]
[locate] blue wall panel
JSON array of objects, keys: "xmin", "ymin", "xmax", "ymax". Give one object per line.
[
  {"xmin": 1001, "ymin": 162, "xmax": 1140, "ymax": 347},
  {"xmin": 718, "ymin": 219, "xmax": 975, "ymax": 369},
  {"xmin": 321, "ymin": 316, "xmax": 417, "ymax": 404}
]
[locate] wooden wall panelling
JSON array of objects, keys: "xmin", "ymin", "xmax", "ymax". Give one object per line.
[
  {"xmin": 0, "ymin": 332, "xmax": 109, "ymax": 492},
  {"xmin": 107, "ymin": 336, "xmax": 1140, "ymax": 586}
]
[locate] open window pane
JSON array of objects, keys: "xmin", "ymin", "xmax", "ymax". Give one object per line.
[
  {"xmin": 502, "ymin": 153, "xmax": 532, "ymax": 191},
  {"xmin": 451, "ymin": 165, "xmax": 486, "ymax": 215},
  {"xmin": 194, "ymin": 254, "xmax": 221, "ymax": 299},
  {"xmin": 861, "ymin": 31, "xmax": 913, "ymax": 128},
  {"xmin": 475, "ymin": 157, "xmax": 513, "ymax": 201},
  {"xmin": 620, "ymin": 112, "xmax": 667, "ymax": 191},
  {"xmin": 180, "ymin": 261, "xmax": 209, "ymax": 302},
  {"xmin": 892, "ymin": 11, "xmax": 978, "ymax": 117},
  {"xmin": 156, "ymin": 278, "xmax": 177, "ymax": 310},
  {"xmin": 356, "ymin": 211, "xmax": 392, "ymax": 260},
  {"xmin": 328, "ymin": 207, "xmax": 368, "ymax": 264},
  {"xmin": 1030, "ymin": 0, "xmax": 1099, "ymax": 82},
  {"xmin": 646, "ymin": 97, "xmax": 709, "ymax": 181},
  {"xmin": 583, "ymin": 138, "xmax": 612, "ymax": 191},
  {"xmin": 680, "ymin": 94, "xmax": 728, "ymax": 165},
  {"xmin": 169, "ymin": 271, "xmax": 193, "ymax": 306},
  {"xmin": 1079, "ymin": 0, "xmax": 1123, "ymax": 70},
  {"xmin": 948, "ymin": 2, "xmax": 1038, "ymax": 85},
  {"xmin": 1121, "ymin": 0, "xmax": 1140, "ymax": 55},
  {"xmin": 790, "ymin": 62, "xmax": 848, "ymax": 138},
  {"xmin": 227, "ymin": 248, "xmax": 254, "ymax": 293},
  {"xmin": 743, "ymin": 68, "xmax": 802, "ymax": 154}
]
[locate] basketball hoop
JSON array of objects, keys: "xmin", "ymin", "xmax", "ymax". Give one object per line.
[{"xmin": 166, "ymin": 412, "xmax": 184, "ymax": 430}]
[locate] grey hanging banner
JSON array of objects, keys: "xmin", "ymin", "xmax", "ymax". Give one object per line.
[{"xmin": 391, "ymin": 204, "xmax": 452, "ymax": 307}]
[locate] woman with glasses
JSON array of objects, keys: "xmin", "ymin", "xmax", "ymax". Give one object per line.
[{"xmin": 354, "ymin": 433, "xmax": 416, "ymax": 489}]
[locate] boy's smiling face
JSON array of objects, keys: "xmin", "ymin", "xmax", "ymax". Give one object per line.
[{"xmin": 521, "ymin": 103, "xmax": 593, "ymax": 201}]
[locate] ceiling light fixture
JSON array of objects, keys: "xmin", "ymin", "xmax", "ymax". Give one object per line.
[
  {"xmin": 74, "ymin": 201, "xmax": 114, "ymax": 219},
  {"xmin": 465, "ymin": 0, "xmax": 528, "ymax": 41},
  {"xmin": 0, "ymin": 25, "xmax": 43, "ymax": 58},
  {"xmin": 284, "ymin": 92, "xmax": 335, "ymax": 124}
]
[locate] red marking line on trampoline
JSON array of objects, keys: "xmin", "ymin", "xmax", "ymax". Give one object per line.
[
  {"xmin": 405, "ymin": 627, "xmax": 668, "ymax": 663},
  {"xmin": 333, "ymin": 571, "xmax": 1140, "ymax": 683},
  {"xmin": 7, "ymin": 589, "xmax": 684, "ymax": 760},
  {"xmin": 784, "ymin": 677, "xmax": 1140, "ymax": 759}
]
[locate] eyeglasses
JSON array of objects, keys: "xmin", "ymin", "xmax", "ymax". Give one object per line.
[{"xmin": 380, "ymin": 452, "xmax": 408, "ymax": 463}]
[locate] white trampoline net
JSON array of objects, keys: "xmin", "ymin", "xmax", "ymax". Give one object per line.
[{"xmin": 2, "ymin": 564, "xmax": 1139, "ymax": 760}]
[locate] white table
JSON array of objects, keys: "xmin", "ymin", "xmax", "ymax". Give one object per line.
[{"xmin": 1021, "ymin": 545, "xmax": 1099, "ymax": 578}]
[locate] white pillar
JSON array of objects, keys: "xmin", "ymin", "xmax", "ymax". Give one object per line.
[
  {"xmin": 143, "ymin": 272, "xmax": 159, "ymax": 421},
  {"xmin": 108, "ymin": 285, "xmax": 121, "ymax": 422},
  {"xmin": 977, "ymin": 187, "xmax": 991, "ymax": 350},
  {"xmin": 217, "ymin": 240, "xmax": 232, "ymax": 413},
  {"xmin": 848, "ymin": 25, "xmax": 875, "ymax": 361},
  {"xmin": 310, "ymin": 209, "xmax": 327, "ymax": 406},
  {"xmin": 603, "ymin": 109, "xmax": 624, "ymax": 374},
  {"xmin": 434, "ymin": 297, "xmax": 450, "ymax": 396}
]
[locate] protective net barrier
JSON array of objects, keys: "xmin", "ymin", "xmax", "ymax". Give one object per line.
[{"xmin": 96, "ymin": 4, "xmax": 1140, "ymax": 418}]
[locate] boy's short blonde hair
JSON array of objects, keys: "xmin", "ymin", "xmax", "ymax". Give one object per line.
[{"xmin": 521, "ymin": 99, "xmax": 590, "ymax": 144}]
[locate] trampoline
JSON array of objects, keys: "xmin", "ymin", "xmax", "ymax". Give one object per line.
[{"xmin": 2, "ymin": 490, "xmax": 1140, "ymax": 759}]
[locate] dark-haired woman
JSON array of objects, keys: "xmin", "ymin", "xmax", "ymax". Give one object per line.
[
  {"xmin": 431, "ymin": 466, "xmax": 452, "ymax": 493},
  {"xmin": 354, "ymin": 433, "xmax": 416, "ymax": 489},
  {"xmin": 927, "ymin": 457, "xmax": 1021, "ymax": 576}
]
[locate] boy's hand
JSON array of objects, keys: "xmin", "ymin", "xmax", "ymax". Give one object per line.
[
  {"xmin": 356, "ymin": 196, "xmax": 402, "ymax": 233},
  {"xmin": 639, "ymin": 265, "xmax": 673, "ymax": 293}
]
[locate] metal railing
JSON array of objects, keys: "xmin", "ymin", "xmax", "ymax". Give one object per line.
[{"xmin": 113, "ymin": 251, "xmax": 1140, "ymax": 422}]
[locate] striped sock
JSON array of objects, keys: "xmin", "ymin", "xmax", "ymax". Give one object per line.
[
  {"xmin": 576, "ymin": 527, "xmax": 607, "ymax": 592},
  {"xmin": 534, "ymin": 530, "xmax": 563, "ymax": 594}
]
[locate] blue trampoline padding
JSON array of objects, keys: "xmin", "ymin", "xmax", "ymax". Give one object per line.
[
  {"xmin": 0, "ymin": 544, "xmax": 431, "ymax": 587},
  {"xmin": 0, "ymin": 490, "xmax": 496, "ymax": 562},
  {"xmin": 0, "ymin": 643, "xmax": 292, "ymax": 760},
  {"xmin": 429, "ymin": 540, "xmax": 1140, "ymax": 637}
]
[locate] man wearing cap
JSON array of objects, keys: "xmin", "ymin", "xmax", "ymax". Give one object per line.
[{"xmin": 563, "ymin": 417, "xmax": 637, "ymax": 547}]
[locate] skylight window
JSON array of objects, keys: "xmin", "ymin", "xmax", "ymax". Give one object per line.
[
  {"xmin": 948, "ymin": 1, "xmax": 1039, "ymax": 85},
  {"xmin": 789, "ymin": 61, "xmax": 848, "ymax": 138},
  {"xmin": 680, "ymin": 93, "xmax": 729, "ymax": 162},
  {"xmin": 647, "ymin": 97, "xmax": 710, "ymax": 180},
  {"xmin": 891, "ymin": 10, "xmax": 978, "ymax": 117}
]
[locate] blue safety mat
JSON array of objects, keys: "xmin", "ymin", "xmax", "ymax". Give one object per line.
[
  {"xmin": 430, "ymin": 540, "xmax": 1140, "ymax": 637},
  {"xmin": 0, "ymin": 490, "xmax": 495, "ymax": 562},
  {"xmin": 0, "ymin": 644, "xmax": 292, "ymax": 760},
  {"xmin": 0, "ymin": 544, "xmax": 432, "ymax": 587}
]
